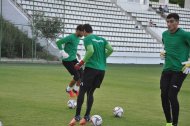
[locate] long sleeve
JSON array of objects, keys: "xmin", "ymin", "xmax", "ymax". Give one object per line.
[
  {"xmin": 83, "ymin": 45, "xmax": 94, "ymax": 62},
  {"xmin": 56, "ymin": 35, "xmax": 71, "ymax": 50}
]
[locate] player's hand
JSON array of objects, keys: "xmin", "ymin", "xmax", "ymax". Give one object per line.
[
  {"xmin": 60, "ymin": 50, "xmax": 69, "ymax": 59},
  {"xmin": 160, "ymin": 50, "xmax": 166, "ymax": 60},
  {"xmin": 74, "ymin": 60, "xmax": 84, "ymax": 70},
  {"xmin": 182, "ymin": 61, "xmax": 190, "ymax": 74}
]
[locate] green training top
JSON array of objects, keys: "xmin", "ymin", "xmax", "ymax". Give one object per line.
[
  {"xmin": 56, "ymin": 33, "xmax": 80, "ymax": 61},
  {"xmin": 83, "ymin": 34, "xmax": 113, "ymax": 70},
  {"xmin": 162, "ymin": 28, "xmax": 190, "ymax": 71}
]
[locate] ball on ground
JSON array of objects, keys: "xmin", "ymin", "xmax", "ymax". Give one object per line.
[
  {"xmin": 67, "ymin": 99, "xmax": 77, "ymax": 109},
  {"xmin": 113, "ymin": 106, "xmax": 124, "ymax": 117},
  {"xmin": 91, "ymin": 115, "xmax": 102, "ymax": 126}
]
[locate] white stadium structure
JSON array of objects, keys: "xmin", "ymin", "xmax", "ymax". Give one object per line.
[{"xmin": 1, "ymin": 0, "xmax": 190, "ymax": 64}]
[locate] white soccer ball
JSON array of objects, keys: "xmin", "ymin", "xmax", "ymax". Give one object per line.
[
  {"xmin": 91, "ymin": 115, "xmax": 103, "ymax": 126},
  {"xmin": 67, "ymin": 99, "xmax": 77, "ymax": 109},
  {"xmin": 113, "ymin": 106, "xmax": 124, "ymax": 117}
]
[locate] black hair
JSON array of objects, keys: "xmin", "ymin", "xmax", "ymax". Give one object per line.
[
  {"xmin": 76, "ymin": 24, "xmax": 84, "ymax": 31},
  {"xmin": 166, "ymin": 13, "xmax": 179, "ymax": 21},
  {"xmin": 83, "ymin": 24, "xmax": 93, "ymax": 33}
]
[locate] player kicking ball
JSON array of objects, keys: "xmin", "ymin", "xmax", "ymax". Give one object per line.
[
  {"xmin": 56, "ymin": 25, "xmax": 84, "ymax": 97},
  {"xmin": 68, "ymin": 24, "xmax": 113, "ymax": 126}
]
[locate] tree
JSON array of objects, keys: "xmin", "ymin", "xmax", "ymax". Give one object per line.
[
  {"xmin": 32, "ymin": 11, "xmax": 63, "ymax": 60},
  {"xmin": 33, "ymin": 11, "xmax": 63, "ymax": 39}
]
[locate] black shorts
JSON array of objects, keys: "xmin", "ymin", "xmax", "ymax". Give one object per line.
[
  {"xmin": 82, "ymin": 67, "xmax": 105, "ymax": 88},
  {"xmin": 62, "ymin": 59, "xmax": 78, "ymax": 76},
  {"xmin": 160, "ymin": 70, "xmax": 187, "ymax": 92}
]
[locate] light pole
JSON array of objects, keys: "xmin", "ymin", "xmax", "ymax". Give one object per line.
[
  {"xmin": 0, "ymin": 0, "xmax": 2, "ymax": 61},
  {"xmin": 32, "ymin": 0, "xmax": 37, "ymax": 60},
  {"xmin": 31, "ymin": 0, "xmax": 34, "ymax": 61},
  {"xmin": 63, "ymin": 0, "xmax": 65, "ymax": 35},
  {"xmin": 33, "ymin": 0, "xmax": 36, "ymax": 59}
]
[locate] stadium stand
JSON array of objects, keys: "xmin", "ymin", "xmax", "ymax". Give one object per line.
[
  {"xmin": 131, "ymin": 10, "xmax": 166, "ymax": 28},
  {"xmin": 6, "ymin": 0, "xmax": 187, "ymax": 64},
  {"xmin": 150, "ymin": 1, "xmax": 190, "ymax": 31}
]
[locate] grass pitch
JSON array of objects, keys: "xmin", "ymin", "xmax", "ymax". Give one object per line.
[{"xmin": 0, "ymin": 63, "xmax": 190, "ymax": 126}]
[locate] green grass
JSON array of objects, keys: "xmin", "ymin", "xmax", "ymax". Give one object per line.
[{"xmin": 0, "ymin": 63, "xmax": 190, "ymax": 126}]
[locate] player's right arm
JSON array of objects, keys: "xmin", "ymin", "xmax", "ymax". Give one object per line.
[
  {"xmin": 74, "ymin": 36, "xmax": 94, "ymax": 70},
  {"xmin": 56, "ymin": 35, "xmax": 71, "ymax": 58},
  {"xmin": 74, "ymin": 45, "xmax": 94, "ymax": 70},
  {"xmin": 83, "ymin": 45, "xmax": 94, "ymax": 62},
  {"xmin": 56, "ymin": 35, "xmax": 70, "ymax": 50}
]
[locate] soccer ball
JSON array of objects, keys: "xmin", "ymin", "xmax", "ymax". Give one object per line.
[
  {"xmin": 113, "ymin": 106, "xmax": 124, "ymax": 117},
  {"xmin": 91, "ymin": 115, "xmax": 102, "ymax": 126},
  {"xmin": 67, "ymin": 99, "xmax": 77, "ymax": 109}
]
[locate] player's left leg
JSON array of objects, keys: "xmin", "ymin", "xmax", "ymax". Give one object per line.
[
  {"xmin": 71, "ymin": 72, "xmax": 80, "ymax": 96},
  {"xmin": 78, "ymin": 68, "xmax": 96, "ymax": 125},
  {"xmin": 72, "ymin": 68, "xmax": 83, "ymax": 96},
  {"xmin": 64, "ymin": 59, "xmax": 82, "ymax": 97},
  {"xmin": 72, "ymin": 60, "xmax": 84, "ymax": 96},
  {"xmin": 65, "ymin": 79, "xmax": 76, "ymax": 97},
  {"xmin": 168, "ymin": 71, "xmax": 187, "ymax": 126},
  {"xmin": 62, "ymin": 61, "xmax": 76, "ymax": 97},
  {"xmin": 80, "ymin": 69, "xmax": 105, "ymax": 125}
]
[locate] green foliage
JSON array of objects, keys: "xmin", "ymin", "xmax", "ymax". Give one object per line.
[
  {"xmin": 177, "ymin": 0, "xmax": 185, "ymax": 7},
  {"xmin": 0, "ymin": 17, "xmax": 58, "ymax": 60},
  {"xmin": 32, "ymin": 12, "xmax": 63, "ymax": 61},
  {"xmin": 0, "ymin": 17, "xmax": 33, "ymax": 58},
  {"xmin": 0, "ymin": 17, "xmax": 45, "ymax": 58},
  {"xmin": 33, "ymin": 11, "xmax": 63, "ymax": 39}
]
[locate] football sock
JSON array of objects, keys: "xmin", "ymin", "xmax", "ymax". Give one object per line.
[
  {"xmin": 75, "ymin": 115, "xmax": 81, "ymax": 121},
  {"xmin": 66, "ymin": 86, "xmax": 72, "ymax": 92},
  {"xmin": 166, "ymin": 123, "xmax": 172, "ymax": 126},
  {"xmin": 69, "ymin": 79, "xmax": 76, "ymax": 87},
  {"xmin": 73, "ymin": 85, "xmax": 79, "ymax": 92},
  {"xmin": 84, "ymin": 115, "xmax": 90, "ymax": 121}
]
